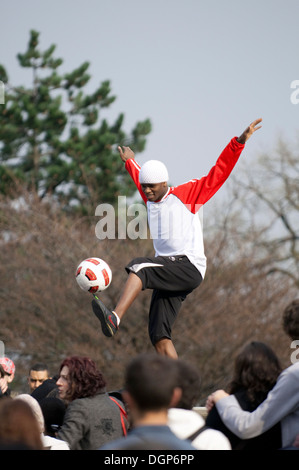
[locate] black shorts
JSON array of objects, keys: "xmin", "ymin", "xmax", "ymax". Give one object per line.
[{"xmin": 126, "ymin": 255, "xmax": 202, "ymax": 345}]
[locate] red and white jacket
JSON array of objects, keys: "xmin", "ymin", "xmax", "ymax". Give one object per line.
[{"xmin": 125, "ymin": 137, "xmax": 245, "ymax": 278}]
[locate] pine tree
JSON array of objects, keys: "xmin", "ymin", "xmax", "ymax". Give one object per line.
[{"xmin": 0, "ymin": 30, "xmax": 151, "ymax": 212}]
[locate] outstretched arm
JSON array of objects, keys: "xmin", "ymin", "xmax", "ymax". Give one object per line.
[
  {"xmin": 205, "ymin": 364, "xmax": 299, "ymax": 443},
  {"xmin": 119, "ymin": 146, "xmax": 147, "ymax": 203},
  {"xmin": 237, "ymin": 118, "xmax": 262, "ymax": 144},
  {"xmin": 172, "ymin": 118, "xmax": 262, "ymax": 211}
]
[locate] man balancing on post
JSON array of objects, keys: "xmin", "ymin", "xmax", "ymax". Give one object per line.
[{"xmin": 92, "ymin": 118, "xmax": 262, "ymax": 358}]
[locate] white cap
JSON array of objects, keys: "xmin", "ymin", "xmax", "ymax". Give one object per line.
[{"xmin": 139, "ymin": 160, "xmax": 169, "ymax": 184}]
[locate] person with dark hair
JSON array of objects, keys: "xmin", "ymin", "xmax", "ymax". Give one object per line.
[
  {"xmin": 282, "ymin": 299, "xmax": 299, "ymax": 340},
  {"xmin": 206, "ymin": 299, "xmax": 299, "ymax": 448},
  {"xmin": 56, "ymin": 356, "xmax": 128, "ymax": 450},
  {"xmin": 28, "ymin": 362, "xmax": 50, "ymax": 393},
  {"xmin": 39, "ymin": 397, "xmax": 67, "ymax": 438},
  {"xmin": 0, "ymin": 398, "xmax": 44, "ymax": 450},
  {"xmin": 168, "ymin": 359, "xmax": 231, "ymax": 449},
  {"xmin": 205, "ymin": 342, "xmax": 282, "ymax": 449},
  {"xmin": 31, "ymin": 377, "xmax": 59, "ymax": 401},
  {"xmin": 100, "ymin": 354, "xmax": 196, "ymax": 450}
]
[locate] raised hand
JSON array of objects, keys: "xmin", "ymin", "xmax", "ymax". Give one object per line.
[
  {"xmin": 118, "ymin": 146, "xmax": 135, "ymax": 162},
  {"xmin": 237, "ymin": 118, "xmax": 262, "ymax": 144}
]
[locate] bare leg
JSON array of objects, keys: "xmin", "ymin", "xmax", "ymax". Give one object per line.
[
  {"xmin": 114, "ymin": 272, "xmax": 142, "ymax": 320},
  {"xmin": 154, "ymin": 338, "xmax": 178, "ymax": 359}
]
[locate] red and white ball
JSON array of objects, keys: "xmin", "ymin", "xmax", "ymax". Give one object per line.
[{"xmin": 75, "ymin": 257, "xmax": 112, "ymax": 294}]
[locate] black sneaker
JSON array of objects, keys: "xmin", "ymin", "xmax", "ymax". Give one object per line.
[{"xmin": 92, "ymin": 296, "xmax": 118, "ymax": 337}]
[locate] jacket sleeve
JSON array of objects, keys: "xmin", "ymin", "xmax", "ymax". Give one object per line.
[
  {"xmin": 57, "ymin": 401, "xmax": 87, "ymax": 450},
  {"xmin": 215, "ymin": 364, "xmax": 299, "ymax": 440},
  {"xmin": 125, "ymin": 158, "xmax": 147, "ymax": 203},
  {"xmin": 172, "ymin": 137, "xmax": 245, "ymax": 213}
]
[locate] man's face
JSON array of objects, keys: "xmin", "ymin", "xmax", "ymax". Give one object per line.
[
  {"xmin": 56, "ymin": 366, "xmax": 70, "ymax": 401},
  {"xmin": 141, "ymin": 182, "xmax": 168, "ymax": 202},
  {"xmin": 28, "ymin": 369, "xmax": 49, "ymax": 391}
]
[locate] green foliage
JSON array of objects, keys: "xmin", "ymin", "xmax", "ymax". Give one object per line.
[{"xmin": 0, "ymin": 30, "xmax": 151, "ymax": 212}]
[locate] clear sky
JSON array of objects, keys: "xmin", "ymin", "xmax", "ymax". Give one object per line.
[{"xmin": 1, "ymin": 0, "xmax": 299, "ymax": 186}]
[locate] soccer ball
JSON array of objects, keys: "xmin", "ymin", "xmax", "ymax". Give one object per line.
[{"xmin": 75, "ymin": 257, "xmax": 112, "ymax": 294}]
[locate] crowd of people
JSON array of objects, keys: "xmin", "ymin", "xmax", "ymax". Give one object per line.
[{"xmin": 0, "ymin": 299, "xmax": 298, "ymax": 451}]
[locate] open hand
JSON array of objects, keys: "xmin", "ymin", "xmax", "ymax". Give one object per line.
[{"xmin": 237, "ymin": 118, "xmax": 262, "ymax": 144}]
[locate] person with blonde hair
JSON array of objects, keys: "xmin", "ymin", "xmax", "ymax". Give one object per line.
[{"xmin": 15, "ymin": 394, "xmax": 69, "ymax": 450}]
